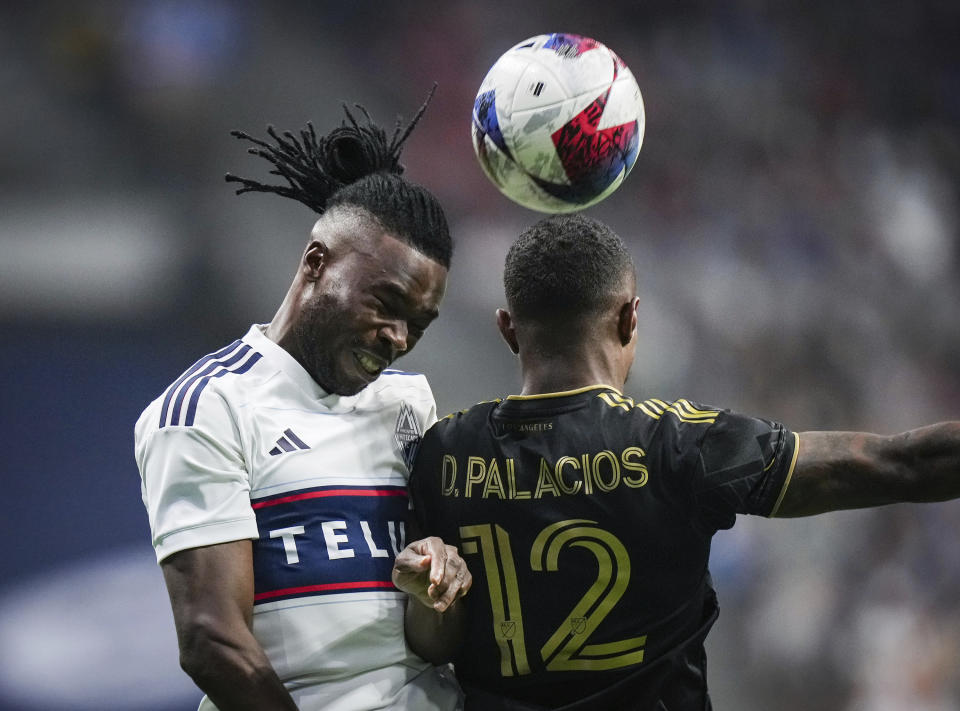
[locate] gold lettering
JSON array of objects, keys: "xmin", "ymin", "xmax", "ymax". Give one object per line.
[
  {"xmin": 621, "ymin": 447, "xmax": 648, "ymax": 488},
  {"xmin": 592, "ymin": 450, "xmax": 620, "ymax": 493},
  {"xmin": 534, "ymin": 457, "xmax": 561, "ymax": 498},
  {"xmin": 553, "ymin": 456, "xmax": 583, "ymax": 495},
  {"xmin": 441, "ymin": 455, "xmax": 458, "ymax": 496},
  {"xmin": 451, "ymin": 448, "xmax": 649, "ymax": 500},
  {"xmin": 466, "ymin": 456, "xmax": 487, "ymax": 498},
  {"xmin": 581, "ymin": 453, "xmax": 594, "ymax": 495},
  {"xmin": 482, "ymin": 458, "xmax": 507, "ymax": 499},
  {"xmin": 507, "ymin": 458, "xmax": 531, "ymax": 499}
]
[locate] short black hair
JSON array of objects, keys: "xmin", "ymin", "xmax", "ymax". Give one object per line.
[
  {"xmin": 226, "ymin": 89, "xmax": 452, "ymax": 267},
  {"xmin": 504, "ymin": 214, "xmax": 634, "ymax": 320}
]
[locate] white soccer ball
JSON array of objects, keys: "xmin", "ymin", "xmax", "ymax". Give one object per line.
[{"xmin": 471, "ymin": 33, "xmax": 645, "ymax": 213}]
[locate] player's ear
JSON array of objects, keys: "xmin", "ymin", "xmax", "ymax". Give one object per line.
[
  {"xmin": 617, "ymin": 297, "xmax": 639, "ymax": 346},
  {"xmin": 496, "ymin": 309, "xmax": 520, "ymax": 355},
  {"xmin": 302, "ymin": 241, "xmax": 327, "ymax": 281}
]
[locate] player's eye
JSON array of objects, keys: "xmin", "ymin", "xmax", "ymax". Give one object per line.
[{"xmin": 371, "ymin": 296, "xmax": 392, "ymax": 315}]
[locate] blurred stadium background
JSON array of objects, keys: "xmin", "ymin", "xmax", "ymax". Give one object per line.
[{"xmin": 1, "ymin": 1, "xmax": 958, "ymax": 709}]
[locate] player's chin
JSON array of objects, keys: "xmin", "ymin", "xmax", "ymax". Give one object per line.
[
  {"xmin": 313, "ymin": 364, "xmax": 368, "ymax": 397},
  {"xmin": 332, "ymin": 357, "xmax": 383, "ymax": 395},
  {"xmin": 331, "ymin": 374, "xmax": 374, "ymax": 396}
]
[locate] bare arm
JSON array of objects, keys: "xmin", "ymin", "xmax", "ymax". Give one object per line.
[
  {"xmin": 161, "ymin": 540, "xmax": 298, "ymax": 710},
  {"xmin": 392, "ymin": 535, "xmax": 471, "ymax": 664},
  {"xmin": 774, "ymin": 422, "xmax": 960, "ymax": 517}
]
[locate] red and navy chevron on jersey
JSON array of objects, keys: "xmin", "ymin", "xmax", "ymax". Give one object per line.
[{"xmin": 250, "ymin": 485, "xmax": 409, "ymax": 604}]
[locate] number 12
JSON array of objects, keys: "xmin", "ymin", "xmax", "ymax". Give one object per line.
[{"xmin": 459, "ymin": 519, "xmax": 647, "ymax": 677}]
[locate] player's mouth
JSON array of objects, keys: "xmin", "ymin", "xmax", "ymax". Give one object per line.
[{"xmin": 353, "ymin": 350, "xmax": 388, "ymax": 378}]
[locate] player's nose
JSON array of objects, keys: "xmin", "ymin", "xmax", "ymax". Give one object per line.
[{"xmin": 378, "ymin": 320, "xmax": 408, "ymax": 359}]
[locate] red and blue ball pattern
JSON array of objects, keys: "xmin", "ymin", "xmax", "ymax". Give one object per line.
[{"xmin": 472, "ymin": 33, "xmax": 644, "ymax": 212}]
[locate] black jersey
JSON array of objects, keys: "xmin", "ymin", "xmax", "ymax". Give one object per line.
[{"xmin": 410, "ymin": 385, "xmax": 798, "ymax": 711}]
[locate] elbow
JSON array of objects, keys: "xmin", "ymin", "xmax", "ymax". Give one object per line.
[
  {"xmin": 177, "ymin": 616, "xmax": 221, "ymax": 682},
  {"xmin": 179, "ymin": 652, "xmax": 209, "ymax": 685},
  {"xmin": 177, "ymin": 615, "xmax": 254, "ymax": 686}
]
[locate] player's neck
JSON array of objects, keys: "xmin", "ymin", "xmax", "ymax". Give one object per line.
[
  {"xmin": 265, "ymin": 304, "xmax": 296, "ymax": 353},
  {"xmin": 517, "ymin": 351, "xmax": 625, "ymax": 396},
  {"xmin": 265, "ymin": 286, "xmax": 303, "ymax": 362}
]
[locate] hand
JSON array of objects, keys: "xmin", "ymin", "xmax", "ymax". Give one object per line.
[{"xmin": 392, "ymin": 536, "xmax": 472, "ymax": 613}]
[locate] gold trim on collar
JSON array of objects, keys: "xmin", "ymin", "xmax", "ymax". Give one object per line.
[{"xmin": 506, "ymin": 384, "xmax": 622, "ymax": 401}]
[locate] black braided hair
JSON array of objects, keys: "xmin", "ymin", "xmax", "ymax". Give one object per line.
[{"xmin": 225, "ymin": 87, "xmax": 452, "ymax": 267}]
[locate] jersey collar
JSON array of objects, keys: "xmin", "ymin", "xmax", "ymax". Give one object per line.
[
  {"xmin": 244, "ymin": 323, "xmax": 333, "ymax": 401},
  {"xmin": 505, "ymin": 384, "xmax": 622, "ymax": 401}
]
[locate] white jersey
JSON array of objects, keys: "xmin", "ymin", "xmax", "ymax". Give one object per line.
[{"xmin": 134, "ymin": 324, "xmax": 461, "ymax": 711}]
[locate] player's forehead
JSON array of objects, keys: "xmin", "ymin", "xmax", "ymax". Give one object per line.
[
  {"xmin": 353, "ymin": 231, "xmax": 447, "ymax": 311},
  {"xmin": 317, "ymin": 207, "xmax": 446, "ymax": 300}
]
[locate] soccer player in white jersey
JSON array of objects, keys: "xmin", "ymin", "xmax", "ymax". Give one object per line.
[{"xmin": 134, "ymin": 97, "xmax": 471, "ymax": 711}]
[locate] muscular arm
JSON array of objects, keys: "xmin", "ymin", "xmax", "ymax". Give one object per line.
[
  {"xmin": 774, "ymin": 422, "xmax": 960, "ymax": 517},
  {"xmin": 161, "ymin": 540, "xmax": 298, "ymax": 711},
  {"xmin": 392, "ymin": 534, "xmax": 471, "ymax": 664},
  {"xmin": 402, "ymin": 581, "xmax": 468, "ymax": 665}
]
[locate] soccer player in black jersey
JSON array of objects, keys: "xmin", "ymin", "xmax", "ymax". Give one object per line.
[{"xmin": 407, "ymin": 213, "xmax": 960, "ymax": 711}]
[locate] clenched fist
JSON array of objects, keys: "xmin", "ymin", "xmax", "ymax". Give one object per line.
[{"xmin": 392, "ymin": 536, "xmax": 472, "ymax": 612}]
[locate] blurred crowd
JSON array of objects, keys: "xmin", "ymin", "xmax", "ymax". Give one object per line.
[{"xmin": 1, "ymin": 1, "xmax": 958, "ymax": 709}]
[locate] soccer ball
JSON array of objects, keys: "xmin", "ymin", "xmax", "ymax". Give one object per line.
[{"xmin": 471, "ymin": 33, "xmax": 645, "ymax": 213}]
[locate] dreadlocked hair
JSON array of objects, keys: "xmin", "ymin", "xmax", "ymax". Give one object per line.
[{"xmin": 225, "ymin": 86, "xmax": 452, "ymax": 267}]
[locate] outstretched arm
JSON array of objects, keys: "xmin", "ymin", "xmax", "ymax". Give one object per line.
[
  {"xmin": 774, "ymin": 422, "xmax": 960, "ymax": 517},
  {"xmin": 161, "ymin": 540, "xmax": 299, "ymax": 710},
  {"xmin": 392, "ymin": 535, "xmax": 472, "ymax": 664}
]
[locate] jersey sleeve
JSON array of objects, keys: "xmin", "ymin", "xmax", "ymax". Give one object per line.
[
  {"xmin": 134, "ymin": 391, "xmax": 259, "ymax": 562},
  {"xmin": 690, "ymin": 410, "xmax": 798, "ymax": 532}
]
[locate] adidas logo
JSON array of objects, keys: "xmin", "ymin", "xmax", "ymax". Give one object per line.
[{"xmin": 269, "ymin": 429, "xmax": 311, "ymax": 456}]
